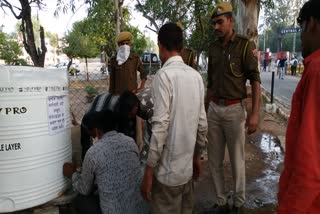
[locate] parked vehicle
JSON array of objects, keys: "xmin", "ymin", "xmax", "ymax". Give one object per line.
[
  {"xmin": 141, "ymin": 52, "xmax": 160, "ymax": 75},
  {"xmin": 47, "ymin": 62, "xmax": 80, "ymax": 75}
]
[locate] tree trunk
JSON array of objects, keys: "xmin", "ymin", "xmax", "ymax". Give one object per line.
[
  {"xmin": 119, "ymin": 0, "xmax": 125, "ymax": 31},
  {"xmin": 85, "ymin": 57, "xmax": 89, "ymax": 81},
  {"xmin": 38, "ymin": 26, "xmax": 47, "ymax": 67},
  {"xmin": 233, "ymin": 0, "xmax": 260, "ymax": 45},
  {"xmin": 114, "ymin": 0, "xmax": 120, "ymax": 41},
  {"xmin": 135, "ymin": 0, "xmax": 160, "ymax": 33},
  {"xmin": 19, "ymin": 0, "xmax": 47, "ymax": 67}
]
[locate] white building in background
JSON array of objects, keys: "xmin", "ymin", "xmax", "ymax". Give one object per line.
[
  {"xmin": 19, "ymin": 37, "xmax": 68, "ymax": 66},
  {"xmin": 43, "ymin": 38, "xmax": 69, "ymax": 66}
]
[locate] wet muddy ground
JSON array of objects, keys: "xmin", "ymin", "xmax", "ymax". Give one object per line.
[{"xmin": 194, "ymin": 112, "xmax": 287, "ymax": 214}]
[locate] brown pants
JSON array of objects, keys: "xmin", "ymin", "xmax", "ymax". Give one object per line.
[{"xmin": 151, "ymin": 178, "xmax": 194, "ymax": 214}]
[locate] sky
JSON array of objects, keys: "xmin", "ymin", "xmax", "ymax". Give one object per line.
[{"xmin": 1, "ymin": 0, "xmax": 158, "ymax": 42}]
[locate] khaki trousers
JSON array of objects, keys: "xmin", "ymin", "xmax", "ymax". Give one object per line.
[
  {"xmin": 151, "ymin": 178, "xmax": 194, "ymax": 214},
  {"xmin": 207, "ymin": 101, "xmax": 246, "ymax": 207}
]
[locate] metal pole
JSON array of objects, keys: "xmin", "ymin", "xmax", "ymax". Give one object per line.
[
  {"xmin": 149, "ymin": 31, "xmax": 151, "ymax": 74},
  {"xmin": 271, "ymin": 71, "xmax": 275, "ymax": 103},
  {"xmin": 293, "ymin": 17, "xmax": 297, "ymax": 55},
  {"xmin": 263, "ymin": 29, "xmax": 266, "ymax": 53}
]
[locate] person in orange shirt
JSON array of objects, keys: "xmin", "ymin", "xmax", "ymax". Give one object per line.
[{"xmin": 278, "ymin": 0, "xmax": 320, "ymax": 213}]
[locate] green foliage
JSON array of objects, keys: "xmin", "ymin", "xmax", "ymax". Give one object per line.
[
  {"xmin": 85, "ymin": 0, "xmax": 117, "ymax": 55},
  {"xmin": 258, "ymin": 30, "xmax": 302, "ymax": 53},
  {"xmin": 124, "ymin": 26, "xmax": 148, "ymax": 56},
  {"xmin": 63, "ymin": 20, "xmax": 101, "ymax": 59},
  {"xmin": 135, "ymin": 0, "xmax": 195, "ymax": 32},
  {"xmin": 186, "ymin": 0, "xmax": 216, "ymax": 56},
  {"xmin": 15, "ymin": 16, "xmax": 43, "ymax": 49},
  {"xmin": 15, "ymin": 58, "xmax": 28, "ymax": 66},
  {"xmin": 260, "ymin": 0, "xmax": 275, "ymax": 10},
  {"xmin": 0, "ymin": 31, "xmax": 23, "ymax": 65},
  {"xmin": 85, "ymin": 0, "xmax": 147, "ymax": 56},
  {"xmin": 46, "ymin": 32, "xmax": 59, "ymax": 48},
  {"xmin": 136, "ymin": 0, "xmax": 216, "ymax": 59},
  {"xmin": 85, "ymin": 84, "xmax": 98, "ymax": 96},
  {"xmin": 260, "ymin": 0, "xmax": 307, "ymax": 52},
  {"xmin": 57, "ymin": 0, "xmax": 148, "ymax": 57}
]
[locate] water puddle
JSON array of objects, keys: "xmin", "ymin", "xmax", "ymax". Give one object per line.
[{"xmin": 245, "ymin": 133, "xmax": 284, "ymax": 209}]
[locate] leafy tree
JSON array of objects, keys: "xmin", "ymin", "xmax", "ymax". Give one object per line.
[
  {"xmin": 260, "ymin": 0, "xmax": 307, "ymax": 52},
  {"xmin": 63, "ymin": 20, "xmax": 101, "ymax": 70},
  {"xmin": 258, "ymin": 29, "xmax": 302, "ymax": 53},
  {"xmin": 82, "ymin": 0, "xmax": 118, "ymax": 55},
  {"xmin": 56, "ymin": 0, "xmax": 147, "ymax": 57},
  {"xmin": 55, "ymin": 0, "xmax": 128, "ymax": 46},
  {"xmin": 0, "ymin": 32, "xmax": 23, "ymax": 65},
  {"xmin": 135, "ymin": 0, "xmax": 215, "ymax": 66},
  {"xmin": 127, "ymin": 26, "xmax": 148, "ymax": 56},
  {"xmin": 0, "ymin": 0, "xmax": 47, "ymax": 67},
  {"xmin": 186, "ymin": 0, "xmax": 215, "ymax": 64},
  {"xmin": 135, "ymin": 0, "xmax": 195, "ymax": 33},
  {"xmin": 46, "ymin": 32, "xmax": 59, "ymax": 49}
]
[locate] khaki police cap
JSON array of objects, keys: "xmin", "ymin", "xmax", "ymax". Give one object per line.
[
  {"xmin": 117, "ymin": 32, "xmax": 133, "ymax": 43},
  {"xmin": 176, "ymin": 22, "xmax": 184, "ymax": 29},
  {"xmin": 211, "ymin": 2, "xmax": 233, "ymax": 19}
]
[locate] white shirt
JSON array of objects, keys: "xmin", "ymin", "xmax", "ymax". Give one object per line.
[
  {"xmin": 290, "ymin": 58, "xmax": 298, "ymax": 66},
  {"xmin": 146, "ymin": 56, "xmax": 208, "ymax": 186}
]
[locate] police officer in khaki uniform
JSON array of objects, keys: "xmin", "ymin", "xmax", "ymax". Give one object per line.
[
  {"xmin": 109, "ymin": 32, "xmax": 147, "ymax": 95},
  {"xmin": 205, "ymin": 2, "xmax": 261, "ymax": 214},
  {"xmin": 181, "ymin": 48, "xmax": 197, "ymax": 70}
]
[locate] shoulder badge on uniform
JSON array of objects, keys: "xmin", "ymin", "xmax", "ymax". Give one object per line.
[{"xmin": 237, "ymin": 34, "xmax": 249, "ymax": 40}]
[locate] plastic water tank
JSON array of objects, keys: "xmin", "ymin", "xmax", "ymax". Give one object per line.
[{"xmin": 0, "ymin": 66, "xmax": 72, "ymax": 213}]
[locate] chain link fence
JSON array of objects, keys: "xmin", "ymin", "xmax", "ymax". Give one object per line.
[
  {"xmin": 69, "ymin": 62, "xmax": 156, "ymax": 123},
  {"xmin": 69, "ymin": 62, "xmax": 109, "ymax": 123}
]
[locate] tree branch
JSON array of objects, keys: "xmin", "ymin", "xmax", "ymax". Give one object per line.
[
  {"xmin": 39, "ymin": 25, "xmax": 47, "ymax": 66},
  {"xmin": 1, "ymin": 0, "xmax": 22, "ymax": 19},
  {"xmin": 172, "ymin": 0, "xmax": 182, "ymax": 20},
  {"xmin": 178, "ymin": 1, "xmax": 194, "ymax": 20},
  {"xmin": 178, "ymin": 0, "xmax": 194, "ymax": 21},
  {"xmin": 20, "ymin": 20, "xmax": 30, "ymax": 55},
  {"xmin": 136, "ymin": 0, "xmax": 160, "ymax": 32},
  {"xmin": 145, "ymin": 25, "xmax": 157, "ymax": 33}
]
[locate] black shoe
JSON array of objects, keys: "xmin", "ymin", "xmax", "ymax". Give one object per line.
[
  {"xmin": 212, "ymin": 204, "xmax": 228, "ymax": 214},
  {"xmin": 230, "ymin": 205, "xmax": 244, "ymax": 214}
]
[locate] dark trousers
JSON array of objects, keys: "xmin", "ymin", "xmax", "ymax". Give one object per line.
[
  {"xmin": 80, "ymin": 125, "xmax": 91, "ymax": 161},
  {"xmin": 73, "ymin": 194, "xmax": 102, "ymax": 214},
  {"xmin": 291, "ymin": 66, "xmax": 297, "ymax": 76}
]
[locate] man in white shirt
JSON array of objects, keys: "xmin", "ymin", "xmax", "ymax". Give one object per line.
[
  {"xmin": 140, "ymin": 23, "xmax": 208, "ymax": 214},
  {"xmin": 290, "ymin": 57, "xmax": 298, "ymax": 76}
]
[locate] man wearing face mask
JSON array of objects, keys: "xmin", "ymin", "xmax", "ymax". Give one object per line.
[{"xmin": 109, "ymin": 32, "xmax": 147, "ymax": 95}]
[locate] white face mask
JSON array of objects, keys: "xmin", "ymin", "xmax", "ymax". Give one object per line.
[{"xmin": 116, "ymin": 44, "xmax": 130, "ymax": 65}]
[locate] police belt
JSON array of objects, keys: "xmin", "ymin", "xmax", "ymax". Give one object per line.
[{"xmin": 211, "ymin": 97, "xmax": 242, "ymax": 106}]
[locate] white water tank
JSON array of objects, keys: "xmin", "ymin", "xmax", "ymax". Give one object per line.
[{"xmin": 0, "ymin": 66, "xmax": 72, "ymax": 213}]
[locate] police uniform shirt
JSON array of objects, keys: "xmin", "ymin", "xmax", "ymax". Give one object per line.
[
  {"xmin": 207, "ymin": 32, "xmax": 261, "ymax": 100},
  {"xmin": 109, "ymin": 53, "xmax": 146, "ymax": 95}
]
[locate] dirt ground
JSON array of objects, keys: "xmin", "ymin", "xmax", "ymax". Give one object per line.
[
  {"xmin": 194, "ymin": 110, "xmax": 287, "ymax": 214},
  {"xmin": 68, "ymin": 75, "xmax": 289, "ymax": 214},
  {"xmin": 8, "ymin": 75, "xmax": 289, "ymax": 214}
]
